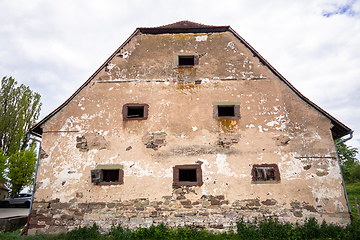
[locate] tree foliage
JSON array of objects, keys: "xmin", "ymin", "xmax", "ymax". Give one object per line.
[
  {"xmin": 7, "ymin": 149, "xmax": 37, "ymax": 196},
  {"xmin": 0, "ymin": 150, "xmax": 6, "ymax": 183},
  {"xmin": 336, "ymin": 139, "xmax": 360, "ymax": 183},
  {"xmin": 0, "ymin": 76, "xmax": 41, "ymax": 194},
  {"xmin": 0, "ymin": 76, "xmax": 41, "ymax": 156}
]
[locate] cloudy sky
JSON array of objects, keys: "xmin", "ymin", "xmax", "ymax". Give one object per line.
[{"xmin": 1, "ymin": 0, "xmax": 359, "ymax": 156}]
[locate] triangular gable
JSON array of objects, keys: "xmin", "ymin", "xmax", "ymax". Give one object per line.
[{"xmin": 29, "ymin": 21, "xmax": 351, "ymax": 139}]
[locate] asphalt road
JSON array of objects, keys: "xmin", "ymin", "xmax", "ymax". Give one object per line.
[{"xmin": 0, "ymin": 207, "xmax": 29, "ymax": 219}]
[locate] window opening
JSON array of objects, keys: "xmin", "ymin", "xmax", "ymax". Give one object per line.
[
  {"xmin": 218, "ymin": 105, "xmax": 235, "ymax": 117},
  {"xmin": 255, "ymin": 167, "xmax": 275, "ymax": 181},
  {"xmin": 179, "ymin": 169, "xmax": 197, "ymax": 182},
  {"xmin": 123, "ymin": 103, "xmax": 149, "ymax": 121},
  {"xmin": 251, "ymin": 164, "xmax": 280, "ymax": 183},
  {"xmin": 127, "ymin": 106, "xmax": 144, "ymax": 118},
  {"xmin": 91, "ymin": 167, "xmax": 124, "ymax": 185},
  {"xmin": 178, "ymin": 55, "xmax": 195, "ymax": 66},
  {"xmin": 173, "ymin": 164, "xmax": 203, "ymax": 187},
  {"xmin": 102, "ymin": 169, "xmax": 119, "ymax": 182}
]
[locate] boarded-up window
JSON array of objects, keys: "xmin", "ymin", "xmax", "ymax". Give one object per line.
[
  {"xmin": 251, "ymin": 164, "xmax": 281, "ymax": 183},
  {"xmin": 173, "ymin": 164, "xmax": 202, "ymax": 187}
]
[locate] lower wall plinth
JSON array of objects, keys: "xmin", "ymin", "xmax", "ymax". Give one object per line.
[{"xmin": 28, "ymin": 196, "xmax": 351, "ymax": 235}]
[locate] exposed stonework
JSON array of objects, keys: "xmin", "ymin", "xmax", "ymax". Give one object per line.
[
  {"xmin": 28, "ymin": 21, "xmax": 352, "ymax": 235},
  {"xmin": 76, "ymin": 133, "xmax": 110, "ymax": 152},
  {"xmin": 29, "ymin": 192, "xmax": 350, "ymax": 235},
  {"xmin": 142, "ymin": 131, "xmax": 167, "ymax": 150}
]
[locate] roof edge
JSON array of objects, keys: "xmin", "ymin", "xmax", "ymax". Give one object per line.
[
  {"xmin": 29, "ymin": 22, "xmax": 352, "ymax": 140},
  {"xmin": 227, "ymin": 27, "xmax": 351, "ymax": 139},
  {"xmin": 29, "ymin": 29, "xmax": 141, "ymax": 136}
]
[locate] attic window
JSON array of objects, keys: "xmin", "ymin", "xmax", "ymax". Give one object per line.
[
  {"xmin": 179, "ymin": 55, "xmax": 194, "ymax": 66},
  {"xmin": 251, "ymin": 164, "xmax": 281, "ymax": 183},
  {"xmin": 218, "ymin": 106, "xmax": 235, "ymax": 117},
  {"xmin": 123, "ymin": 103, "xmax": 149, "ymax": 121},
  {"xmin": 213, "ymin": 102, "xmax": 241, "ymax": 120},
  {"xmin": 176, "ymin": 54, "xmax": 199, "ymax": 67},
  {"xmin": 91, "ymin": 166, "xmax": 124, "ymax": 185},
  {"xmin": 173, "ymin": 164, "xmax": 202, "ymax": 187}
]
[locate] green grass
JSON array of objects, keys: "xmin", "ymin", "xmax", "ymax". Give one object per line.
[
  {"xmin": 345, "ymin": 182, "xmax": 360, "ymax": 220},
  {"xmin": 1, "ymin": 218, "xmax": 360, "ymax": 240}
]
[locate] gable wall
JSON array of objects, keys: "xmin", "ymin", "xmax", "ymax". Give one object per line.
[{"xmin": 28, "ymin": 31, "xmax": 350, "ymax": 234}]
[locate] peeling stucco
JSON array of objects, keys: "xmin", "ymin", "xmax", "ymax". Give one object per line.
[{"xmin": 28, "ymin": 25, "xmax": 350, "ymax": 235}]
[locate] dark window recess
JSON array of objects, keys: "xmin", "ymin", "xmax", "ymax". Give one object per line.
[
  {"xmin": 251, "ymin": 164, "xmax": 281, "ymax": 183},
  {"xmin": 102, "ymin": 169, "xmax": 119, "ymax": 182},
  {"xmin": 179, "ymin": 55, "xmax": 195, "ymax": 66},
  {"xmin": 213, "ymin": 104, "xmax": 241, "ymax": 120},
  {"xmin": 127, "ymin": 106, "xmax": 144, "ymax": 118},
  {"xmin": 123, "ymin": 103, "xmax": 149, "ymax": 121},
  {"xmin": 179, "ymin": 169, "xmax": 197, "ymax": 182},
  {"xmin": 91, "ymin": 169, "xmax": 124, "ymax": 185},
  {"xmin": 218, "ymin": 105, "xmax": 235, "ymax": 117},
  {"xmin": 173, "ymin": 164, "xmax": 202, "ymax": 187}
]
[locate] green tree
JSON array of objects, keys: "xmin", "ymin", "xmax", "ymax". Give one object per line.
[
  {"xmin": 0, "ymin": 150, "xmax": 6, "ymax": 183},
  {"xmin": 336, "ymin": 139, "xmax": 359, "ymax": 183},
  {"xmin": 0, "ymin": 76, "xmax": 41, "ymax": 155},
  {"xmin": 0, "ymin": 76, "xmax": 41, "ymax": 194},
  {"xmin": 7, "ymin": 149, "xmax": 37, "ymax": 196}
]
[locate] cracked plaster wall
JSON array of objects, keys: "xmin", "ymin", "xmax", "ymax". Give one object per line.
[{"xmin": 29, "ymin": 31, "xmax": 349, "ymax": 234}]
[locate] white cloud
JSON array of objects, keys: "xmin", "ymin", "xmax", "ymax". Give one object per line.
[{"xmin": 1, "ymin": 0, "xmax": 359, "ymax": 156}]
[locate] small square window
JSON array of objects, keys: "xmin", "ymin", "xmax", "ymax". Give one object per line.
[
  {"xmin": 175, "ymin": 54, "xmax": 199, "ymax": 67},
  {"xmin": 91, "ymin": 166, "xmax": 124, "ymax": 185},
  {"xmin": 102, "ymin": 169, "xmax": 120, "ymax": 182},
  {"xmin": 213, "ymin": 102, "xmax": 241, "ymax": 120},
  {"xmin": 173, "ymin": 164, "xmax": 202, "ymax": 187},
  {"xmin": 251, "ymin": 164, "xmax": 281, "ymax": 183},
  {"xmin": 218, "ymin": 106, "xmax": 235, "ymax": 117},
  {"xmin": 123, "ymin": 103, "xmax": 149, "ymax": 121},
  {"xmin": 179, "ymin": 55, "xmax": 195, "ymax": 66}
]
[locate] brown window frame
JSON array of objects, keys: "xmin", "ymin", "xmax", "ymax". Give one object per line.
[
  {"xmin": 251, "ymin": 164, "xmax": 281, "ymax": 183},
  {"xmin": 91, "ymin": 169, "xmax": 124, "ymax": 186},
  {"xmin": 122, "ymin": 103, "xmax": 149, "ymax": 121},
  {"xmin": 213, "ymin": 103, "xmax": 241, "ymax": 120},
  {"xmin": 173, "ymin": 164, "xmax": 203, "ymax": 187}
]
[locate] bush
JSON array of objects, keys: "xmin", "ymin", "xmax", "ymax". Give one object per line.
[
  {"xmin": 66, "ymin": 223, "xmax": 100, "ymax": 240},
  {"xmin": 1, "ymin": 218, "xmax": 360, "ymax": 240}
]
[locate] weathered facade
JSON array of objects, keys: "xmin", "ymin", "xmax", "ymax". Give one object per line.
[{"xmin": 28, "ymin": 21, "xmax": 352, "ymax": 235}]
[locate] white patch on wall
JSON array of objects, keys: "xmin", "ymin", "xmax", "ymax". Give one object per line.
[
  {"xmin": 109, "ymin": 87, "xmax": 114, "ymax": 91},
  {"xmin": 40, "ymin": 178, "xmax": 50, "ymax": 188},
  {"xmin": 215, "ymin": 154, "xmax": 238, "ymax": 177},
  {"xmin": 258, "ymin": 125, "xmax": 263, "ymax": 133},
  {"xmin": 121, "ymin": 52, "xmax": 129, "ymax": 59},
  {"xmin": 312, "ymin": 132, "xmax": 321, "ymax": 140},
  {"xmin": 246, "ymin": 124, "xmax": 255, "ymax": 128},
  {"xmin": 334, "ymin": 200, "xmax": 345, "ymax": 212},
  {"xmin": 311, "ymin": 184, "xmax": 342, "ymax": 200},
  {"xmin": 192, "ymin": 126, "xmax": 198, "ymax": 131},
  {"xmin": 279, "ymin": 159, "xmax": 303, "ymax": 180},
  {"xmin": 266, "ymin": 121, "xmax": 279, "ymax": 127},
  {"xmin": 195, "ymin": 35, "xmax": 208, "ymax": 42},
  {"xmin": 78, "ymin": 97, "xmax": 85, "ymax": 106},
  {"xmin": 227, "ymin": 41, "xmax": 236, "ymax": 52}
]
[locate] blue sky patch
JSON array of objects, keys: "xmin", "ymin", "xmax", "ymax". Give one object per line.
[{"xmin": 323, "ymin": 2, "xmax": 359, "ymax": 17}]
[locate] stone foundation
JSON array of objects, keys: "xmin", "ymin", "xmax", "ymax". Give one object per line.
[{"xmin": 28, "ymin": 193, "xmax": 351, "ymax": 235}]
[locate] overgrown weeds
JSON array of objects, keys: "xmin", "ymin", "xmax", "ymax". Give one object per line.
[{"xmin": 0, "ymin": 217, "xmax": 359, "ymax": 240}]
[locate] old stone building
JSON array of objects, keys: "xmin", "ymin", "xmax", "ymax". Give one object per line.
[{"xmin": 28, "ymin": 21, "xmax": 352, "ymax": 234}]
